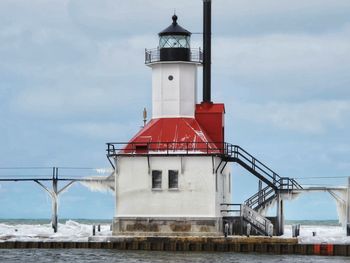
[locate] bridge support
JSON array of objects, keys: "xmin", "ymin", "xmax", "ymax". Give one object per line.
[
  {"xmin": 276, "ymin": 192, "xmax": 284, "ymax": 236},
  {"xmin": 34, "ymin": 168, "xmax": 76, "ymax": 233}
]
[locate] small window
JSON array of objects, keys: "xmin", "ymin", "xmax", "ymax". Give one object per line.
[
  {"xmin": 152, "ymin": 170, "xmax": 162, "ymax": 189},
  {"xmin": 168, "ymin": 170, "xmax": 178, "ymax": 189}
]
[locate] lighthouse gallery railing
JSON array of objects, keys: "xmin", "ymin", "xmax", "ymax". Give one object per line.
[
  {"xmin": 106, "ymin": 142, "xmax": 302, "ymax": 192},
  {"xmin": 145, "ymin": 48, "xmax": 203, "ymax": 64}
]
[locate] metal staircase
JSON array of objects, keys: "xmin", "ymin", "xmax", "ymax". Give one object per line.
[
  {"xmin": 223, "ymin": 145, "xmax": 302, "ymax": 193},
  {"xmin": 221, "ymin": 145, "xmax": 303, "ymax": 235}
]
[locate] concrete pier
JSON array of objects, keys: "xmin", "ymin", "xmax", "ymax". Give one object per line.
[{"xmin": 0, "ymin": 236, "xmax": 349, "ymax": 256}]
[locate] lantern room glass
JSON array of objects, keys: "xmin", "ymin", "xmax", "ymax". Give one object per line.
[{"xmin": 159, "ymin": 35, "xmax": 190, "ymax": 48}]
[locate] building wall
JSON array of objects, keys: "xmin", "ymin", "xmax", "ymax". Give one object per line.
[
  {"xmin": 114, "ymin": 156, "xmax": 231, "ymax": 218},
  {"xmin": 151, "ymin": 62, "xmax": 198, "ymax": 118}
]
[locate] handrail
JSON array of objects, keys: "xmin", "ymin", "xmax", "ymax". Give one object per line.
[
  {"xmin": 145, "ymin": 48, "xmax": 203, "ymax": 64},
  {"xmin": 245, "ymin": 185, "xmax": 275, "ymax": 208},
  {"xmin": 220, "ymin": 203, "xmax": 273, "ymax": 236},
  {"xmin": 106, "ymin": 142, "xmax": 302, "ymax": 193},
  {"xmin": 106, "ymin": 141, "xmax": 226, "ymax": 156}
]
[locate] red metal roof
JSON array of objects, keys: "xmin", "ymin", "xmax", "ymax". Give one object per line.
[{"xmin": 123, "ymin": 118, "xmax": 220, "ymax": 154}]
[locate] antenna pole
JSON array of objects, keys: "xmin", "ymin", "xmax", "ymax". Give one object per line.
[{"xmin": 203, "ymin": 0, "xmax": 212, "ymax": 103}]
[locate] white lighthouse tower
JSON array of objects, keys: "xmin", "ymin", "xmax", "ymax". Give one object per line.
[{"xmin": 108, "ymin": 13, "xmax": 231, "ymax": 236}]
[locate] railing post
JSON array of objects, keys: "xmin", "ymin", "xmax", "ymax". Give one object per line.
[
  {"xmin": 258, "ymin": 180, "xmax": 262, "ymax": 205},
  {"xmin": 166, "ymin": 142, "xmax": 169, "ymax": 155}
]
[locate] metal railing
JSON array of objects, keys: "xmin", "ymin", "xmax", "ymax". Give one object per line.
[
  {"xmin": 106, "ymin": 141, "xmax": 225, "ymax": 156},
  {"xmin": 220, "ymin": 203, "xmax": 242, "ymax": 214},
  {"xmin": 106, "ymin": 142, "xmax": 302, "ymax": 192},
  {"xmin": 145, "ymin": 48, "xmax": 203, "ymax": 64},
  {"xmin": 244, "ymin": 185, "xmax": 276, "ymax": 209},
  {"xmin": 220, "ymin": 203, "xmax": 273, "ymax": 236},
  {"xmin": 226, "ymin": 145, "xmax": 303, "ymax": 191}
]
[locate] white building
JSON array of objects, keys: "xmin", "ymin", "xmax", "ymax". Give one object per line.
[{"xmin": 108, "ymin": 14, "xmax": 232, "ymax": 236}]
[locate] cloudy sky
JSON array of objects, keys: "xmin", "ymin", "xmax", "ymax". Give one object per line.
[{"xmin": 0, "ymin": 0, "xmax": 349, "ymax": 220}]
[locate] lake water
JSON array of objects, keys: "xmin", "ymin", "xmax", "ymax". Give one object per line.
[{"xmin": 0, "ymin": 249, "xmax": 348, "ymax": 263}]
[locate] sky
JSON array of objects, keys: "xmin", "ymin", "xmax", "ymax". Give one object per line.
[{"xmin": 0, "ymin": 0, "xmax": 349, "ymax": 221}]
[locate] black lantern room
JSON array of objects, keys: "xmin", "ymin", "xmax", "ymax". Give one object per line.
[{"xmin": 158, "ymin": 15, "xmax": 191, "ymax": 62}]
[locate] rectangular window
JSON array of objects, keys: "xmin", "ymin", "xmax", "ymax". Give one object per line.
[
  {"xmin": 152, "ymin": 170, "xmax": 162, "ymax": 189},
  {"xmin": 168, "ymin": 170, "xmax": 179, "ymax": 189}
]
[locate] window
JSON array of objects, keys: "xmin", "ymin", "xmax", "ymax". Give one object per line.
[
  {"xmin": 159, "ymin": 35, "xmax": 190, "ymax": 48},
  {"xmin": 152, "ymin": 170, "xmax": 162, "ymax": 189},
  {"xmin": 168, "ymin": 170, "xmax": 178, "ymax": 189}
]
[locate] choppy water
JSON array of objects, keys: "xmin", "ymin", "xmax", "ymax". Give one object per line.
[{"xmin": 0, "ymin": 250, "xmax": 348, "ymax": 263}]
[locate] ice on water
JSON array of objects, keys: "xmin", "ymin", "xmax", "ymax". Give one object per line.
[
  {"xmin": 283, "ymin": 224, "xmax": 350, "ymax": 244},
  {"xmin": 0, "ymin": 220, "xmax": 350, "ymax": 244},
  {"xmin": 0, "ymin": 220, "xmax": 111, "ymax": 242}
]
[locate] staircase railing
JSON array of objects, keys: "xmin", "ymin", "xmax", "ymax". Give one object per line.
[
  {"xmin": 244, "ymin": 185, "xmax": 276, "ymax": 210},
  {"xmin": 221, "ymin": 203, "xmax": 273, "ymax": 236},
  {"xmin": 224, "ymin": 144, "xmax": 303, "ymax": 193}
]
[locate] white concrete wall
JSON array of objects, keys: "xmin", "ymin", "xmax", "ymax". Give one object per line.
[
  {"xmin": 114, "ymin": 156, "xmax": 231, "ymax": 218},
  {"xmin": 150, "ymin": 62, "xmax": 198, "ymax": 118}
]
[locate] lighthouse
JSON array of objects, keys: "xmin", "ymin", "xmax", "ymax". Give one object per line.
[
  {"xmin": 106, "ymin": 0, "xmax": 303, "ymax": 237},
  {"xmin": 107, "ymin": 4, "xmax": 231, "ymax": 236}
]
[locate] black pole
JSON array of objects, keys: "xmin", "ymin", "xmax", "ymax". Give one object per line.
[{"xmin": 203, "ymin": 0, "xmax": 212, "ymax": 103}]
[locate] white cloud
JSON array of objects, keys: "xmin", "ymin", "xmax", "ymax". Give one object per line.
[
  {"xmin": 216, "ymin": 0, "xmax": 350, "ymax": 15},
  {"xmin": 60, "ymin": 121, "xmax": 140, "ymax": 140},
  {"xmin": 212, "ymin": 27, "xmax": 350, "ymax": 101},
  {"xmin": 235, "ymin": 100, "xmax": 350, "ymax": 134},
  {"xmin": 214, "ymin": 30, "xmax": 350, "ymax": 75}
]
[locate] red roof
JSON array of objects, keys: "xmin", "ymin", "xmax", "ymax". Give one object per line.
[{"xmin": 123, "ymin": 118, "xmax": 220, "ymax": 154}]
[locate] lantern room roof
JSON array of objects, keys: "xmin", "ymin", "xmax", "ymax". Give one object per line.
[{"xmin": 159, "ymin": 15, "xmax": 191, "ymax": 36}]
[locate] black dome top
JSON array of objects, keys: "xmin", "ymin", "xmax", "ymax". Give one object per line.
[{"xmin": 159, "ymin": 15, "xmax": 191, "ymax": 36}]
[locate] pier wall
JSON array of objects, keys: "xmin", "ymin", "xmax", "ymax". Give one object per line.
[{"xmin": 0, "ymin": 237, "xmax": 349, "ymax": 256}]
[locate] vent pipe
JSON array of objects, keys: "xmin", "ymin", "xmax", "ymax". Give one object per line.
[{"xmin": 203, "ymin": 0, "xmax": 212, "ymax": 103}]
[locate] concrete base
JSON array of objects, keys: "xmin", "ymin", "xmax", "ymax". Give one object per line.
[{"xmin": 112, "ymin": 217, "xmax": 223, "ymax": 236}]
